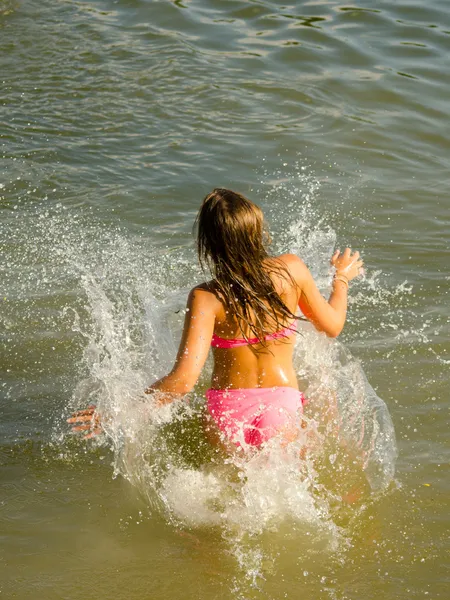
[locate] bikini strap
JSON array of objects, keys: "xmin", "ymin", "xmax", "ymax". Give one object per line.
[{"xmin": 211, "ymin": 321, "xmax": 297, "ymax": 349}]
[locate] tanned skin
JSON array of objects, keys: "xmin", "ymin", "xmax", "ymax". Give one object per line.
[{"xmin": 68, "ymin": 249, "xmax": 363, "ymax": 437}]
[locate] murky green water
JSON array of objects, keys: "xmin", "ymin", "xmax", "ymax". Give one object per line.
[{"xmin": 1, "ymin": 0, "xmax": 448, "ymax": 598}]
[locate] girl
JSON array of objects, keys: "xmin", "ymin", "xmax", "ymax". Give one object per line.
[{"xmin": 69, "ymin": 188, "xmax": 363, "ymax": 447}]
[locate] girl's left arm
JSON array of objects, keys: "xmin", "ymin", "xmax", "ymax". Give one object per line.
[{"xmin": 145, "ymin": 286, "xmax": 216, "ymax": 399}]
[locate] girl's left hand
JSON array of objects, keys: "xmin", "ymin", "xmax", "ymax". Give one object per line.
[{"xmin": 67, "ymin": 405, "xmax": 102, "ymax": 439}]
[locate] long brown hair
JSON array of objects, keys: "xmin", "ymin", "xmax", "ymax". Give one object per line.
[{"xmin": 195, "ymin": 188, "xmax": 299, "ymax": 343}]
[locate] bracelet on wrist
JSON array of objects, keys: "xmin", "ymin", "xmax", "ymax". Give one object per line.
[{"xmin": 333, "ymin": 274, "xmax": 349, "ymax": 288}]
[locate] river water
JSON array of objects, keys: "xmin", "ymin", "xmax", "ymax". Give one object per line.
[{"xmin": 1, "ymin": 0, "xmax": 448, "ymax": 598}]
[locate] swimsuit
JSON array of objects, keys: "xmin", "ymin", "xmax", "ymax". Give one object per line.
[
  {"xmin": 207, "ymin": 322, "xmax": 305, "ymax": 448},
  {"xmin": 211, "ymin": 323, "xmax": 297, "ymax": 349},
  {"xmin": 206, "ymin": 387, "xmax": 305, "ymax": 448}
]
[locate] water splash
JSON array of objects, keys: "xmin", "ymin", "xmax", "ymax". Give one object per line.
[{"xmin": 1, "ymin": 168, "xmax": 401, "ymax": 586}]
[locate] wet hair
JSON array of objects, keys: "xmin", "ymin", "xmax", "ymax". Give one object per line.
[{"xmin": 195, "ymin": 188, "xmax": 299, "ymax": 343}]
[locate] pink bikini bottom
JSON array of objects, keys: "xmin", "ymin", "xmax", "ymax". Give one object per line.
[{"xmin": 206, "ymin": 387, "xmax": 306, "ymax": 448}]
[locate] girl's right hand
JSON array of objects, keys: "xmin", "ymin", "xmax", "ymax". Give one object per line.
[{"xmin": 331, "ymin": 248, "xmax": 364, "ymax": 282}]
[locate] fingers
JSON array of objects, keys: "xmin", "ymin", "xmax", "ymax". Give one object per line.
[
  {"xmin": 67, "ymin": 405, "xmax": 102, "ymax": 439},
  {"xmin": 333, "ymin": 248, "xmax": 363, "ymax": 265},
  {"xmin": 70, "ymin": 419, "xmax": 101, "ymax": 433},
  {"xmin": 69, "ymin": 425, "xmax": 102, "ymax": 438},
  {"xmin": 330, "ymin": 249, "xmax": 340, "ymax": 265},
  {"xmin": 343, "ymin": 247, "xmax": 361, "ymax": 262},
  {"xmin": 332, "ymin": 246, "xmax": 365, "ymax": 281},
  {"xmin": 67, "ymin": 414, "xmax": 93, "ymax": 424},
  {"xmin": 331, "ymin": 248, "xmax": 361, "ymax": 263},
  {"xmin": 348, "ymin": 256, "xmax": 363, "ymax": 269},
  {"xmin": 356, "ymin": 260, "xmax": 365, "ymax": 278},
  {"xmin": 70, "ymin": 421, "xmax": 102, "ymax": 437},
  {"xmin": 71, "ymin": 424, "xmax": 92, "ymax": 432}
]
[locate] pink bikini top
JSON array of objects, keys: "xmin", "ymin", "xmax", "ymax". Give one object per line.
[{"xmin": 211, "ymin": 322, "xmax": 297, "ymax": 349}]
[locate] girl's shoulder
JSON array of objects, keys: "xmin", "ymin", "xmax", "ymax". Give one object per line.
[
  {"xmin": 189, "ymin": 281, "xmax": 216, "ymax": 297},
  {"xmin": 189, "ymin": 281, "xmax": 222, "ymax": 305},
  {"xmin": 188, "ymin": 281, "xmax": 225, "ymax": 320},
  {"xmin": 270, "ymin": 253, "xmax": 309, "ymax": 281}
]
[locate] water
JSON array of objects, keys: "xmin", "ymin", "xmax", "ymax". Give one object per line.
[{"xmin": 1, "ymin": 0, "xmax": 448, "ymax": 598}]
